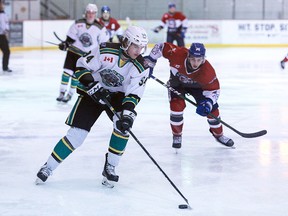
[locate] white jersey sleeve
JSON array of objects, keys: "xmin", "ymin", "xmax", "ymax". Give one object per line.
[
  {"xmin": 98, "ymin": 27, "xmax": 110, "ymax": 44},
  {"xmin": 115, "ymin": 27, "xmax": 123, "ymax": 37},
  {"xmin": 182, "ymin": 18, "xmax": 189, "ymax": 29},
  {"xmin": 76, "ymin": 48, "xmax": 101, "ymax": 72},
  {"xmin": 0, "ymin": 12, "xmax": 9, "ymax": 34},
  {"xmin": 66, "ymin": 22, "xmax": 78, "ymax": 41},
  {"xmin": 125, "ymin": 66, "xmax": 149, "ymax": 98}
]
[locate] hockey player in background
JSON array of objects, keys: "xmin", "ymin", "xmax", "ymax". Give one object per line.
[
  {"xmin": 99, "ymin": 5, "xmax": 123, "ymax": 42},
  {"xmin": 145, "ymin": 42, "xmax": 234, "ymax": 149},
  {"xmin": 36, "ymin": 26, "xmax": 149, "ymax": 188},
  {"xmin": 280, "ymin": 54, "xmax": 288, "ymax": 69},
  {"xmin": 153, "ymin": 2, "xmax": 188, "ymax": 47},
  {"xmin": 56, "ymin": 3, "xmax": 109, "ymax": 103}
]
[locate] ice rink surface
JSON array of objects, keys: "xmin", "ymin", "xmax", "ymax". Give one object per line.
[{"xmin": 0, "ymin": 47, "xmax": 288, "ymax": 216}]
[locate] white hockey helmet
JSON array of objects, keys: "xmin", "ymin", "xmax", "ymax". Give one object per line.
[
  {"xmin": 121, "ymin": 25, "xmax": 149, "ymax": 53},
  {"xmin": 85, "ymin": 3, "xmax": 98, "ymax": 13}
]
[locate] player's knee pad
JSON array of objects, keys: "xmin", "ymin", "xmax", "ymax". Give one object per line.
[
  {"xmin": 170, "ymin": 98, "xmax": 186, "ymax": 112},
  {"xmin": 66, "ymin": 127, "xmax": 89, "ymax": 149}
]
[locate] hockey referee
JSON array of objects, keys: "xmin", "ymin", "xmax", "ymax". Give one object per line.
[{"xmin": 0, "ymin": 1, "xmax": 12, "ymax": 72}]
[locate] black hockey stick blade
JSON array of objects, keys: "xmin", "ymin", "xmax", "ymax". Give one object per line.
[
  {"xmin": 236, "ymin": 129, "xmax": 267, "ymax": 138},
  {"xmin": 53, "ymin": 31, "xmax": 64, "ymax": 42},
  {"xmin": 207, "ymin": 111, "xmax": 267, "ymax": 138}
]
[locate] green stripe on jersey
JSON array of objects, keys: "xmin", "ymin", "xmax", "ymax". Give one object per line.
[
  {"xmin": 132, "ymin": 59, "xmax": 145, "ymax": 72},
  {"xmin": 75, "ymin": 69, "xmax": 91, "ymax": 80},
  {"xmin": 123, "ymin": 96, "xmax": 139, "ymax": 107},
  {"xmin": 100, "ymin": 47, "xmax": 119, "ymax": 55}
]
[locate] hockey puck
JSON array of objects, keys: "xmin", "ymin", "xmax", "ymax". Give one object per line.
[{"xmin": 178, "ymin": 204, "xmax": 189, "ymax": 209}]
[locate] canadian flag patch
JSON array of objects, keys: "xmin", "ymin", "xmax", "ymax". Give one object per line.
[{"xmin": 104, "ymin": 56, "xmax": 113, "ymax": 63}]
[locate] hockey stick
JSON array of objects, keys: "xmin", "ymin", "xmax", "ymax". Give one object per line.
[
  {"xmin": 53, "ymin": 31, "xmax": 64, "ymax": 42},
  {"xmin": 150, "ymin": 74, "xmax": 267, "ymax": 138},
  {"xmin": 101, "ymin": 96, "xmax": 192, "ymax": 209},
  {"xmin": 44, "ymin": 40, "xmax": 59, "ymax": 46},
  {"xmin": 52, "ymin": 31, "xmax": 86, "ymax": 56}
]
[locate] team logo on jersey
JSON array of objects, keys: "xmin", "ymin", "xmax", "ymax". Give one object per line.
[
  {"xmin": 104, "ymin": 56, "xmax": 113, "ymax": 63},
  {"xmin": 177, "ymin": 73, "xmax": 198, "ymax": 85},
  {"xmin": 79, "ymin": 33, "xmax": 92, "ymax": 47},
  {"xmin": 100, "ymin": 69, "xmax": 124, "ymax": 87}
]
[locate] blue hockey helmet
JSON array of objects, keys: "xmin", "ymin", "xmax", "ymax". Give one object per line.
[
  {"xmin": 168, "ymin": 2, "xmax": 176, "ymax": 8},
  {"xmin": 189, "ymin": 43, "xmax": 206, "ymax": 58},
  {"xmin": 101, "ymin": 5, "xmax": 111, "ymax": 13}
]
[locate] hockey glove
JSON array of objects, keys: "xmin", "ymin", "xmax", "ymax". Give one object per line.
[
  {"xmin": 86, "ymin": 81, "xmax": 110, "ymax": 105},
  {"xmin": 117, "ymin": 35, "xmax": 123, "ymax": 43},
  {"xmin": 153, "ymin": 26, "xmax": 163, "ymax": 33},
  {"xmin": 180, "ymin": 27, "xmax": 187, "ymax": 39},
  {"xmin": 144, "ymin": 56, "xmax": 157, "ymax": 77},
  {"xmin": 116, "ymin": 110, "xmax": 137, "ymax": 133},
  {"xmin": 58, "ymin": 41, "xmax": 69, "ymax": 51},
  {"xmin": 196, "ymin": 99, "xmax": 213, "ymax": 116}
]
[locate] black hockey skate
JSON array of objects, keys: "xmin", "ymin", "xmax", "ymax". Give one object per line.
[
  {"xmin": 56, "ymin": 92, "xmax": 65, "ymax": 102},
  {"xmin": 215, "ymin": 135, "xmax": 234, "ymax": 147},
  {"xmin": 35, "ymin": 163, "xmax": 52, "ymax": 185},
  {"xmin": 61, "ymin": 94, "xmax": 72, "ymax": 103},
  {"xmin": 280, "ymin": 60, "xmax": 285, "ymax": 69},
  {"xmin": 172, "ymin": 135, "xmax": 182, "ymax": 149},
  {"xmin": 3, "ymin": 68, "xmax": 12, "ymax": 72},
  {"xmin": 102, "ymin": 153, "xmax": 119, "ymax": 188}
]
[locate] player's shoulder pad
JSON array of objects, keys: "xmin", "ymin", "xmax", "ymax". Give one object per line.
[
  {"xmin": 100, "ymin": 42, "xmax": 121, "ymax": 55},
  {"xmin": 109, "ymin": 17, "xmax": 118, "ymax": 23},
  {"xmin": 75, "ymin": 18, "xmax": 86, "ymax": 24},
  {"xmin": 132, "ymin": 55, "xmax": 148, "ymax": 73},
  {"xmin": 175, "ymin": 11, "xmax": 186, "ymax": 19},
  {"xmin": 92, "ymin": 20, "xmax": 104, "ymax": 29}
]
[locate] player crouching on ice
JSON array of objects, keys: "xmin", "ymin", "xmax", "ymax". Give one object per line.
[
  {"xmin": 145, "ymin": 42, "xmax": 234, "ymax": 149},
  {"xmin": 36, "ymin": 26, "xmax": 149, "ymax": 188}
]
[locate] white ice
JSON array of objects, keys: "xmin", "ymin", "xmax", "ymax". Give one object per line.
[{"xmin": 0, "ymin": 47, "xmax": 288, "ymax": 216}]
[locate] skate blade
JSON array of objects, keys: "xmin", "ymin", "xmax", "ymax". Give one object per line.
[
  {"xmin": 35, "ymin": 177, "xmax": 45, "ymax": 185},
  {"xmin": 222, "ymin": 144, "xmax": 236, "ymax": 149},
  {"xmin": 102, "ymin": 177, "xmax": 114, "ymax": 188}
]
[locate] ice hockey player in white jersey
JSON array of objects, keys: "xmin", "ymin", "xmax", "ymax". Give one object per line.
[
  {"xmin": 36, "ymin": 25, "xmax": 149, "ymax": 188},
  {"xmin": 56, "ymin": 3, "xmax": 110, "ymax": 103}
]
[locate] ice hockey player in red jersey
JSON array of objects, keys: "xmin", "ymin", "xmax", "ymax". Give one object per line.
[
  {"xmin": 153, "ymin": 2, "xmax": 188, "ymax": 47},
  {"xmin": 145, "ymin": 42, "xmax": 234, "ymax": 149},
  {"xmin": 99, "ymin": 5, "xmax": 123, "ymax": 43}
]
